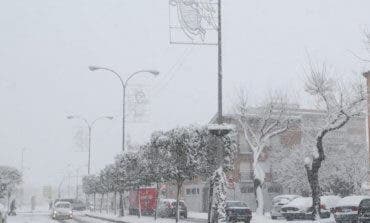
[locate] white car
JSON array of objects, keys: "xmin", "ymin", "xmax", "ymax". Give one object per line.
[
  {"xmin": 51, "ymin": 202, "xmax": 73, "ymax": 220},
  {"xmin": 320, "ymin": 195, "xmax": 341, "ymax": 212},
  {"xmin": 0, "ymin": 204, "xmax": 7, "ymax": 223},
  {"xmin": 281, "ymin": 197, "xmax": 331, "ymax": 221},
  {"xmin": 270, "ymin": 195, "xmax": 301, "ymax": 219}
]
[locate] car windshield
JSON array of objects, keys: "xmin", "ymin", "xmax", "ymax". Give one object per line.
[
  {"xmin": 361, "ymin": 199, "xmax": 370, "ymax": 207},
  {"xmin": 226, "ymin": 202, "xmax": 248, "ymax": 207},
  {"xmin": 56, "ymin": 203, "xmax": 70, "ymax": 208},
  {"xmin": 171, "ymin": 201, "xmax": 185, "ymax": 208}
]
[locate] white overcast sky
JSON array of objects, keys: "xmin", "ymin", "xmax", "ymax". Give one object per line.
[{"xmin": 0, "ymin": 0, "xmax": 369, "ymax": 188}]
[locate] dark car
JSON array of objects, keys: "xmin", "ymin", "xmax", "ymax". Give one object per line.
[
  {"xmin": 334, "ymin": 196, "xmax": 370, "ymax": 223},
  {"xmin": 358, "ymin": 198, "xmax": 370, "ymax": 223},
  {"xmin": 157, "ymin": 199, "xmax": 187, "ymax": 219},
  {"xmin": 225, "ymin": 201, "xmax": 252, "ymax": 223}
]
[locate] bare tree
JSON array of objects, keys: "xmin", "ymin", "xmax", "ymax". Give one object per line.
[
  {"xmin": 234, "ymin": 90, "xmax": 292, "ymax": 215},
  {"xmin": 303, "ymin": 63, "xmax": 366, "ymax": 219}
]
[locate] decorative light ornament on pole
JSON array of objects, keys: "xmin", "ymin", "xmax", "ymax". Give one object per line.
[
  {"xmin": 67, "ymin": 115, "xmax": 113, "ymax": 175},
  {"xmin": 88, "ymin": 66, "xmax": 159, "ymax": 152},
  {"xmin": 169, "ymin": 0, "xmax": 232, "ymax": 136}
]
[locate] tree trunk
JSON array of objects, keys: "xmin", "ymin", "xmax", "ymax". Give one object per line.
[
  {"xmin": 106, "ymin": 193, "xmax": 110, "ymax": 214},
  {"xmin": 154, "ymin": 182, "xmax": 160, "ymax": 220},
  {"xmin": 114, "ymin": 191, "xmax": 117, "ymax": 216},
  {"xmin": 93, "ymin": 193, "xmax": 96, "ymax": 212},
  {"xmin": 207, "ymin": 181, "xmax": 214, "ymax": 223},
  {"xmin": 119, "ymin": 192, "xmax": 125, "ymax": 217},
  {"xmin": 253, "ymin": 159, "xmax": 265, "ymax": 215},
  {"xmin": 306, "ymin": 160, "xmax": 322, "ymax": 220},
  {"xmin": 137, "ymin": 187, "xmax": 142, "ymax": 218},
  {"xmin": 100, "ymin": 193, "xmax": 104, "ymax": 213},
  {"xmin": 176, "ymin": 181, "xmax": 183, "ymax": 223}
]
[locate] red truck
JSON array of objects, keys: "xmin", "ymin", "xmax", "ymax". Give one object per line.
[{"xmin": 128, "ymin": 187, "xmax": 158, "ymax": 215}]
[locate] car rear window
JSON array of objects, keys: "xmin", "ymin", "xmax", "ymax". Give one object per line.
[
  {"xmin": 56, "ymin": 203, "xmax": 70, "ymax": 208},
  {"xmin": 171, "ymin": 201, "xmax": 186, "ymax": 208},
  {"xmin": 361, "ymin": 199, "xmax": 370, "ymax": 207},
  {"xmin": 226, "ymin": 202, "xmax": 248, "ymax": 207}
]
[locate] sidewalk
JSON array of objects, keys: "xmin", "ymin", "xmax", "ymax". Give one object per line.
[
  {"xmin": 85, "ymin": 211, "xmax": 207, "ymax": 223},
  {"xmin": 84, "ymin": 211, "xmax": 336, "ymax": 223}
]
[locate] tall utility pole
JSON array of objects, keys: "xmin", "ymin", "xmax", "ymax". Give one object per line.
[
  {"xmin": 67, "ymin": 115, "xmax": 113, "ymax": 174},
  {"xmin": 217, "ymin": 0, "xmax": 223, "ymax": 125},
  {"xmin": 88, "ymin": 66, "xmax": 159, "ymax": 152},
  {"xmin": 21, "ymin": 148, "xmax": 26, "ymax": 173}
]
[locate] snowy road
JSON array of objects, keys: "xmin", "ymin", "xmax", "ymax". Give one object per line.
[
  {"xmin": 6, "ymin": 212, "xmax": 336, "ymax": 223},
  {"xmin": 7, "ymin": 212, "xmax": 110, "ymax": 223}
]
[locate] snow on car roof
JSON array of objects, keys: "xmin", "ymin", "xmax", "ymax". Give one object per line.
[
  {"xmin": 337, "ymin": 196, "xmax": 370, "ymax": 207},
  {"xmin": 274, "ymin": 195, "xmax": 301, "ymax": 200},
  {"xmin": 283, "ymin": 196, "xmax": 343, "ymax": 209},
  {"xmin": 283, "ymin": 197, "xmax": 312, "ymax": 209},
  {"xmin": 321, "ymin": 195, "xmax": 341, "ymax": 208},
  {"xmin": 160, "ymin": 199, "xmax": 185, "ymax": 203},
  {"xmin": 55, "ymin": 201, "xmax": 71, "ymax": 205}
]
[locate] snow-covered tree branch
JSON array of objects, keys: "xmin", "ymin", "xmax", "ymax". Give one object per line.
[
  {"xmin": 233, "ymin": 90, "xmax": 293, "ymax": 215},
  {"xmin": 303, "ymin": 62, "xmax": 366, "ymax": 219}
]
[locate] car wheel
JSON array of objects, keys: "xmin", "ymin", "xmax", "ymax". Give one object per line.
[{"xmin": 271, "ymin": 216, "xmax": 277, "ymax": 220}]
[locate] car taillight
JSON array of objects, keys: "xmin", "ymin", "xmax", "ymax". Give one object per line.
[
  {"xmin": 335, "ymin": 207, "xmax": 342, "ymax": 213},
  {"xmin": 246, "ymin": 209, "xmax": 251, "ymax": 215},
  {"xmin": 320, "ymin": 204, "xmax": 326, "ymax": 210},
  {"xmin": 167, "ymin": 203, "xmax": 173, "ymax": 209},
  {"xmin": 352, "ymin": 207, "xmax": 359, "ymax": 212}
]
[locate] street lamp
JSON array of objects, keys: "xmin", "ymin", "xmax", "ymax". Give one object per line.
[
  {"xmin": 88, "ymin": 66, "xmax": 159, "ymax": 152},
  {"xmin": 67, "ymin": 115, "xmax": 113, "ymax": 174}
]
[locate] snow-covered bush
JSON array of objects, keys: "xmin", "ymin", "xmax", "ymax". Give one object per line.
[{"xmin": 0, "ymin": 166, "xmax": 22, "ymax": 205}]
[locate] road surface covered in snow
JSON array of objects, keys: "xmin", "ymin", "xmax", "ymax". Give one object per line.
[
  {"xmin": 7, "ymin": 212, "xmax": 108, "ymax": 223},
  {"xmin": 7, "ymin": 211, "xmax": 336, "ymax": 223}
]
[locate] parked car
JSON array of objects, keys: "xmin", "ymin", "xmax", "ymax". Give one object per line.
[
  {"xmin": 281, "ymin": 197, "xmax": 331, "ymax": 221},
  {"xmin": 0, "ymin": 204, "xmax": 7, "ymax": 223},
  {"xmin": 334, "ymin": 195, "xmax": 370, "ymax": 223},
  {"xmin": 129, "ymin": 187, "xmax": 158, "ymax": 215},
  {"xmin": 270, "ymin": 195, "xmax": 301, "ymax": 219},
  {"xmin": 225, "ymin": 201, "xmax": 252, "ymax": 223},
  {"xmin": 157, "ymin": 199, "xmax": 187, "ymax": 219},
  {"xmin": 51, "ymin": 202, "xmax": 73, "ymax": 220},
  {"xmin": 358, "ymin": 198, "xmax": 370, "ymax": 223},
  {"xmin": 320, "ymin": 195, "xmax": 342, "ymax": 213}
]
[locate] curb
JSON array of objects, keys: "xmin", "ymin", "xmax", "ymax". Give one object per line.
[{"xmin": 85, "ymin": 214, "xmax": 129, "ymax": 223}]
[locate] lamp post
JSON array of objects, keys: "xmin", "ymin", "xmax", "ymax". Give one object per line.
[
  {"xmin": 88, "ymin": 66, "xmax": 159, "ymax": 152},
  {"xmin": 67, "ymin": 115, "xmax": 113, "ymax": 174},
  {"xmin": 20, "ymin": 148, "xmax": 27, "ymax": 173}
]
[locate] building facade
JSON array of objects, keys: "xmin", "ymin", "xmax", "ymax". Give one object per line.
[{"xmin": 180, "ymin": 106, "xmax": 367, "ymax": 212}]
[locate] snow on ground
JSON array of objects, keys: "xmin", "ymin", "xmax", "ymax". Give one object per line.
[
  {"xmin": 188, "ymin": 212, "xmax": 207, "ymax": 219},
  {"xmin": 7, "ymin": 212, "xmax": 58, "ymax": 223},
  {"xmin": 86, "ymin": 212, "xmax": 336, "ymax": 223}
]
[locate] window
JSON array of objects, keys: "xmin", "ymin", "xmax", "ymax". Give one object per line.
[
  {"xmin": 268, "ymin": 185, "xmax": 282, "ymax": 193},
  {"xmin": 240, "ymin": 186, "xmax": 254, "ymax": 194},
  {"xmin": 185, "ymin": 187, "xmax": 200, "ymax": 196}
]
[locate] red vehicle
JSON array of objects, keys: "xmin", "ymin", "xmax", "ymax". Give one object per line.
[{"xmin": 128, "ymin": 187, "xmax": 158, "ymax": 215}]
